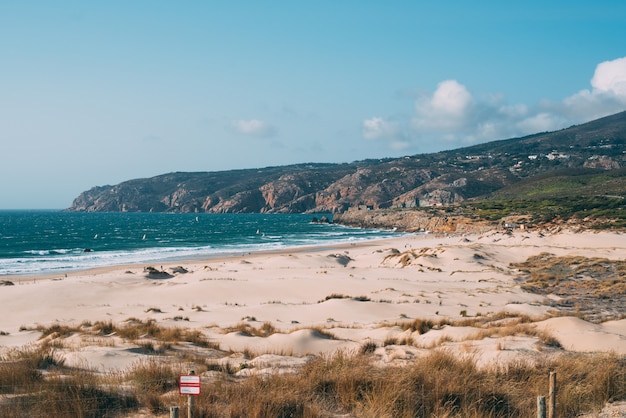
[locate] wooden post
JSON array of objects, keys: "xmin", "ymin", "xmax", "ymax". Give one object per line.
[
  {"xmin": 548, "ymin": 371, "xmax": 557, "ymax": 418},
  {"xmin": 188, "ymin": 370, "xmax": 196, "ymax": 418},
  {"xmin": 537, "ymin": 396, "xmax": 546, "ymax": 418},
  {"xmin": 188, "ymin": 395, "xmax": 194, "ymax": 418},
  {"xmin": 170, "ymin": 406, "xmax": 179, "ymax": 418}
]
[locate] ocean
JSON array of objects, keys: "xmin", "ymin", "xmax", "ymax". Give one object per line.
[{"xmin": 0, "ymin": 210, "xmax": 402, "ymax": 276}]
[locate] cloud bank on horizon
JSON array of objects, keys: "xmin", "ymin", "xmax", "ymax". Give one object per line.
[{"xmin": 363, "ymin": 56, "xmax": 626, "ymax": 151}]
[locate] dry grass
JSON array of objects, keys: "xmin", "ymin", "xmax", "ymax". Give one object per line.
[
  {"xmin": 466, "ymin": 323, "xmax": 563, "ymax": 349},
  {"xmin": 0, "ymin": 311, "xmax": 622, "ymax": 416},
  {"xmin": 383, "ymin": 335, "xmax": 415, "ymax": 346},
  {"xmin": 26, "ymin": 318, "xmax": 220, "ymax": 352},
  {"xmin": 181, "ymin": 350, "xmax": 625, "ymax": 417},
  {"xmin": 223, "ymin": 321, "xmax": 279, "ymax": 337},
  {"xmin": 381, "ymin": 313, "xmax": 564, "ymax": 351},
  {"xmin": 123, "ymin": 359, "xmax": 180, "ymax": 414},
  {"xmin": 118, "ymin": 318, "xmax": 219, "ymax": 349},
  {"xmin": 512, "ymin": 253, "xmax": 626, "ymax": 321},
  {"xmin": 1, "ymin": 325, "xmax": 625, "ymax": 417},
  {"xmin": 388, "ymin": 318, "xmax": 442, "ymax": 334},
  {"xmin": 512, "ymin": 253, "xmax": 626, "ymax": 295},
  {"xmin": 359, "ymin": 340, "xmax": 378, "ymax": 354},
  {"xmin": 0, "ymin": 346, "xmax": 139, "ymax": 416}
]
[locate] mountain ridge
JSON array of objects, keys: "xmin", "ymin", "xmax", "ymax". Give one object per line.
[{"xmin": 67, "ymin": 110, "xmax": 626, "ymax": 213}]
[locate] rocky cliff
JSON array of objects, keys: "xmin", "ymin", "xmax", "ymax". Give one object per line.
[
  {"xmin": 333, "ymin": 208, "xmax": 496, "ymax": 234},
  {"xmin": 67, "ymin": 111, "xmax": 626, "ymax": 213}
]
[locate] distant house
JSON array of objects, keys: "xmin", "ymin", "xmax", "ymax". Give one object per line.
[
  {"xmin": 501, "ymin": 220, "xmax": 527, "ymax": 231},
  {"xmin": 546, "ymin": 151, "xmax": 569, "ymax": 160}
]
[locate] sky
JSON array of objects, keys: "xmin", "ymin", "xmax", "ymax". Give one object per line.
[{"xmin": 2, "ymin": 1, "xmax": 626, "ymax": 209}]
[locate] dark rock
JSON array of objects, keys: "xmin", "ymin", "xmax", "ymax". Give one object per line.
[
  {"xmin": 144, "ymin": 266, "xmax": 174, "ymax": 279},
  {"xmin": 311, "ymin": 216, "xmax": 331, "ymax": 224}
]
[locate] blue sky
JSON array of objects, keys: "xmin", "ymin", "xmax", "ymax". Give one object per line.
[{"xmin": 2, "ymin": 1, "xmax": 626, "ymax": 209}]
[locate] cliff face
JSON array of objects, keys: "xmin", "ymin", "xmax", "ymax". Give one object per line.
[
  {"xmin": 333, "ymin": 208, "xmax": 495, "ymax": 234},
  {"xmin": 68, "ymin": 164, "xmax": 459, "ymax": 213},
  {"xmin": 67, "ymin": 111, "xmax": 626, "ymax": 213}
]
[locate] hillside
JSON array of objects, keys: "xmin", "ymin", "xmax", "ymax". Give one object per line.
[{"xmin": 67, "ymin": 111, "xmax": 626, "ymax": 214}]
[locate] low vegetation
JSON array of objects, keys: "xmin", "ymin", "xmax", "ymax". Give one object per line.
[
  {"xmin": 2, "ymin": 306, "xmax": 625, "ymax": 416},
  {"xmin": 511, "ymin": 253, "xmax": 626, "ymax": 322},
  {"xmin": 1, "ymin": 341, "xmax": 625, "ymax": 417},
  {"xmin": 223, "ymin": 321, "xmax": 278, "ymax": 337},
  {"xmin": 459, "ymin": 168, "xmax": 626, "ymax": 229},
  {"xmin": 464, "ymin": 195, "xmax": 626, "ymax": 229},
  {"xmin": 19, "ymin": 318, "xmax": 220, "ymax": 350}
]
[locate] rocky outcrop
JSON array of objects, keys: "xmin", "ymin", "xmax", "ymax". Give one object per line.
[
  {"xmin": 583, "ymin": 155, "xmax": 621, "ymax": 170},
  {"xmin": 333, "ymin": 208, "xmax": 496, "ymax": 234},
  {"xmin": 259, "ymin": 175, "xmax": 308, "ymax": 212}
]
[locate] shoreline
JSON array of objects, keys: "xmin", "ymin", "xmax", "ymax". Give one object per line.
[
  {"xmin": 0, "ymin": 210, "xmax": 404, "ymax": 278},
  {"xmin": 0, "ymin": 231, "xmax": 621, "ymax": 330},
  {"xmin": 1, "ymin": 234, "xmax": 414, "ymax": 282}
]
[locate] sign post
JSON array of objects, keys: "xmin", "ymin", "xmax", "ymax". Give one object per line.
[{"xmin": 179, "ymin": 371, "xmax": 201, "ymax": 418}]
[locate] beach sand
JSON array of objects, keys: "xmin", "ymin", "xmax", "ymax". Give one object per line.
[
  {"xmin": 2, "ymin": 228, "xmax": 625, "ymax": 376},
  {"xmin": 3, "ymin": 228, "xmax": 626, "ymax": 416}
]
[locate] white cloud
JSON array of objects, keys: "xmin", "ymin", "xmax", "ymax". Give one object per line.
[
  {"xmin": 516, "ymin": 112, "xmax": 566, "ymax": 134},
  {"xmin": 412, "ymin": 80, "xmax": 473, "ymax": 132},
  {"xmin": 362, "ymin": 56, "xmax": 626, "ymax": 153},
  {"xmin": 362, "ymin": 117, "xmax": 399, "ymax": 140},
  {"xmin": 591, "ymin": 56, "xmax": 626, "ymax": 97},
  {"xmin": 232, "ymin": 119, "xmax": 276, "ymax": 137},
  {"xmin": 498, "ymin": 103, "xmax": 528, "ymax": 118},
  {"xmin": 562, "ymin": 56, "xmax": 626, "ymax": 120}
]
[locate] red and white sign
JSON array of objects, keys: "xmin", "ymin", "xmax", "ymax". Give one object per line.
[{"xmin": 179, "ymin": 374, "xmax": 201, "ymax": 395}]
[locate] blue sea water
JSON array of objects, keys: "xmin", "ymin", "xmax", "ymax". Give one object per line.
[{"xmin": 0, "ymin": 210, "xmax": 401, "ymax": 276}]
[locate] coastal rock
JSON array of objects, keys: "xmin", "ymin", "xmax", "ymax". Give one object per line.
[
  {"xmin": 259, "ymin": 176, "xmax": 307, "ymax": 211},
  {"xmin": 333, "ymin": 208, "xmax": 495, "ymax": 234},
  {"xmin": 311, "ymin": 215, "xmax": 331, "ymax": 224},
  {"xmin": 209, "ymin": 190, "xmax": 266, "ymax": 213}
]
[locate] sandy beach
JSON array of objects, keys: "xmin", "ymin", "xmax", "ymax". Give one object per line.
[
  {"xmin": 2, "ymin": 228, "xmax": 625, "ymax": 368},
  {"xmin": 2, "ymin": 228, "xmax": 626, "ymax": 416}
]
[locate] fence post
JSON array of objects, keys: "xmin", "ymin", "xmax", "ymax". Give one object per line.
[
  {"xmin": 188, "ymin": 369, "xmax": 196, "ymax": 418},
  {"xmin": 170, "ymin": 406, "xmax": 179, "ymax": 418},
  {"xmin": 188, "ymin": 394, "xmax": 195, "ymax": 418},
  {"xmin": 548, "ymin": 371, "xmax": 557, "ymax": 418},
  {"xmin": 537, "ymin": 396, "xmax": 546, "ymax": 418}
]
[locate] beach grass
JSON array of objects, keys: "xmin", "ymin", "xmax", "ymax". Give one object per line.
[{"xmin": 2, "ymin": 340, "xmax": 624, "ymax": 417}]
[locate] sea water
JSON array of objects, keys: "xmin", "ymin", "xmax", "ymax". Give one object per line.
[{"xmin": 0, "ymin": 210, "xmax": 401, "ymax": 276}]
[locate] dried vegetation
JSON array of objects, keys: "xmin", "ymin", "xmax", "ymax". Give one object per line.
[
  {"xmin": 512, "ymin": 253, "xmax": 626, "ymax": 321},
  {"xmin": 1, "ymin": 339, "xmax": 625, "ymax": 417}
]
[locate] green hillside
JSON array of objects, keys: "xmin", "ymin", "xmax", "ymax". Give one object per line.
[{"xmin": 464, "ymin": 168, "xmax": 626, "ymax": 228}]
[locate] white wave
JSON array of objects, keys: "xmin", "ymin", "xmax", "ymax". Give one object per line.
[{"xmin": 1, "ymin": 226, "xmax": 410, "ymax": 276}]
